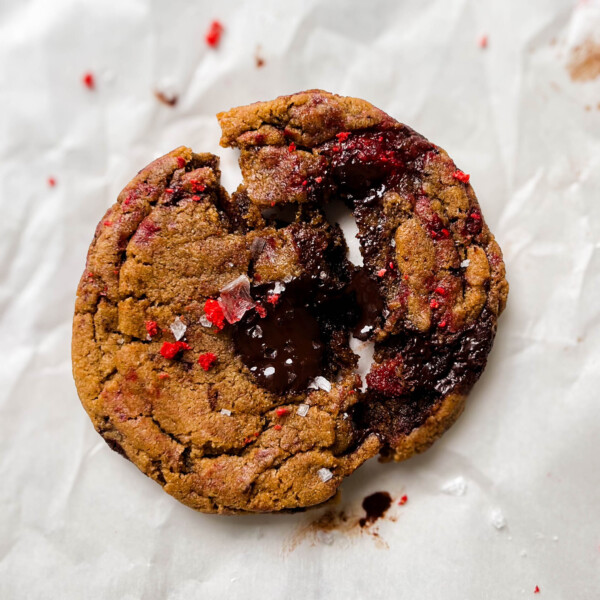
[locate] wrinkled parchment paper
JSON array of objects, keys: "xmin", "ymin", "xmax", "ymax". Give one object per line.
[{"xmin": 1, "ymin": 0, "xmax": 599, "ymax": 598}]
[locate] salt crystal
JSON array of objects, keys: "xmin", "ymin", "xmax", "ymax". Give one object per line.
[
  {"xmin": 310, "ymin": 376, "xmax": 331, "ymax": 392},
  {"xmin": 317, "ymin": 468, "xmax": 333, "ymax": 483},
  {"xmin": 441, "ymin": 476, "xmax": 467, "ymax": 496},
  {"xmin": 297, "ymin": 404, "xmax": 309, "ymax": 417},
  {"xmin": 218, "ymin": 275, "xmax": 255, "ymax": 324},
  {"xmin": 390, "ymin": 237, "xmax": 396, "ymax": 247},
  {"xmin": 490, "ymin": 508, "xmax": 507, "ymax": 530},
  {"xmin": 264, "ymin": 366, "xmax": 275, "ymax": 376},
  {"xmin": 316, "ymin": 530, "xmax": 334, "ymax": 545},
  {"xmin": 220, "ymin": 409, "xmax": 231, "ymax": 416},
  {"xmin": 460, "ymin": 259, "xmax": 471, "ymax": 268},
  {"xmin": 251, "ymin": 325, "xmax": 263, "ymax": 338},
  {"xmin": 272, "ymin": 281, "xmax": 285, "ymax": 294},
  {"xmin": 170, "ymin": 316, "xmax": 187, "ymax": 340},
  {"xmin": 200, "ymin": 314, "xmax": 212, "ymax": 328}
]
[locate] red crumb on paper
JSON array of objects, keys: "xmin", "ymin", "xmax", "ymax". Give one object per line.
[
  {"xmin": 398, "ymin": 495, "xmax": 408, "ymax": 506},
  {"xmin": 47, "ymin": 177, "xmax": 56, "ymax": 187},
  {"xmin": 160, "ymin": 341, "xmax": 191, "ymax": 359},
  {"xmin": 198, "ymin": 352, "xmax": 218, "ymax": 371},
  {"xmin": 145, "ymin": 321, "xmax": 159, "ymax": 337},
  {"xmin": 204, "ymin": 299, "xmax": 226, "ymax": 329},
  {"xmin": 82, "ymin": 72, "xmax": 95, "ymax": 90},
  {"xmin": 452, "ymin": 170, "xmax": 470, "ymax": 183},
  {"xmin": 154, "ymin": 90, "xmax": 178, "ymax": 107},
  {"xmin": 534, "ymin": 586, "xmax": 540, "ymax": 594},
  {"xmin": 478, "ymin": 35, "xmax": 488, "ymax": 49},
  {"xmin": 205, "ymin": 20, "xmax": 224, "ymax": 48}
]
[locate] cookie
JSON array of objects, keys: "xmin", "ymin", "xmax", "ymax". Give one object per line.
[{"xmin": 72, "ymin": 90, "xmax": 507, "ymax": 514}]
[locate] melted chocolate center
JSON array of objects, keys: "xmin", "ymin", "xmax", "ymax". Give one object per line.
[{"xmin": 233, "ymin": 293, "xmax": 324, "ymax": 395}]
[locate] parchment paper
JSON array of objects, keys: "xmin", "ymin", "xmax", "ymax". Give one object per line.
[{"xmin": 1, "ymin": 0, "xmax": 599, "ymax": 598}]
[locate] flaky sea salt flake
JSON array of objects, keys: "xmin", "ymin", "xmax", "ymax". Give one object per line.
[
  {"xmin": 490, "ymin": 508, "xmax": 507, "ymax": 530},
  {"xmin": 311, "ymin": 376, "xmax": 331, "ymax": 392},
  {"xmin": 297, "ymin": 404, "xmax": 309, "ymax": 417},
  {"xmin": 218, "ymin": 275, "xmax": 255, "ymax": 324},
  {"xmin": 220, "ymin": 409, "xmax": 232, "ymax": 416},
  {"xmin": 170, "ymin": 316, "xmax": 187, "ymax": 340},
  {"xmin": 441, "ymin": 476, "xmax": 467, "ymax": 496},
  {"xmin": 317, "ymin": 468, "xmax": 333, "ymax": 483},
  {"xmin": 461, "ymin": 259, "xmax": 471, "ymax": 268}
]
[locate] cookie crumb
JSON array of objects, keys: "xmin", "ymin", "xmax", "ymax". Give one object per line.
[
  {"xmin": 317, "ymin": 468, "xmax": 333, "ymax": 483},
  {"xmin": 154, "ymin": 90, "xmax": 178, "ymax": 107},
  {"xmin": 205, "ymin": 20, "xmax": 224, "ymax": 48},
  {"xmin": 170, "ymin": 316, "xmax": 187, "ymax": 341}
]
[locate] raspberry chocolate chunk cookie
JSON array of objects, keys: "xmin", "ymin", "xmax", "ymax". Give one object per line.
[
  {"xmin": 218, "ymin": 90, "xmax": 508, "ymax": 462},
  {"xmin": 72, "ymin": 90, "xmax": 507, "ymax": 514}
]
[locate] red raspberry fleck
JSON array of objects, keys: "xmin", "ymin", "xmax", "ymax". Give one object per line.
[
  {"xmin": 270, "ymin": 201, "xmax": 276, "ymax": 207},
  {"xmin": 389, "ymin": 261, "xmax": 394, "ymax": 269},
  {"xmin": 430, "ymin": 299, "xmax": 439, "ymax": 309},
  {"xmin": 403, "ymin": 274, "xmax": 409, "ymax": 281},
  {"xmin": 176, "ymin": 156, "xmax": 186, "ymax": 168},
  {"xmin": 336, "ymin": 131, "xmax": 350, "ymax": 141},
  {"xmin": 377, "ymin": 268, "xmax": 387, "ymax": 277},
  {"xmin": 243, "ymin": 436, "xmax": 254, "ymax": 445},
  {"xmin": 435, "ymin": 286, "xmax": 447, "ymax": 296},
  {"xmin": 158, "ymin": 373, "xmax": 170, "ymax": 380},
  {"xmin": 439, "ymin": 320, "xmax": 447, "ymax": 328},
  {"xmin": 82, "ymin": 72, "xmax": 95, "ymax": 90},
  {"xmin": 315, "ymin": 176, "xmax": 323, "ymax": 183},
  {"xmin": 103, "ymin": 220, "xmax": 113, "ymax": 227},
  {"xmin": 288, "ymin": 142, "xmax": 296, "ymax": 152},
  {"xmin": 398, "ymin": 495, "xmax": 408, "ymax": 505},
  {"xmin": 204, "ymin": 299, "xmax": 226, "ymax": 329},
  {"xmin": 190, "ymin": 179, "xmax": 206, "ymax": 193},
  {"xmin": 198, "ymin": 352, "xmax": 218, "ymax": 371},
  {"xmin": 254, "ymin": 431, "xmax": 259, "ymax": 437},
  {"xmin": 87, "ymin": 272, "xmax": 94, "ymax": 279},
  {"xmin": 205, "ymin": 20, "xmax": 224, "ymax": 48},
  {"xmin": 165, "ymin": 188, "xmax": 174, "ymax": 194},
  {"xmin": 366, "ymin": 357, "xmax": 404, "ymax": 396},
  {"xmin": 274, "ymin": 424, "xmax": 282, "ymax": 431},
  {"xmin": 113, "ymin": 269, "xmax": 119, "ymax": 275},
  {"xmin": 478, "ymin": 34, "xmax": 488, "ymax": 49},
  {"xmin": 470, "ymin": 212, "xmax": 481, "ymax": 220},
  {"xmin": 47, "ymin": 177, "xmax": 56, "ymax": 187},
  {"xmin": 145, "ymin": 320, "xmax": 159, "ymax": 337},
  {"xmin": 332, "ymin": 146, "xmax": 340, "ymax": 152},
  {"xmin": 276, "ymin": 407, "xmax": 289, "ymax": 417},
  {"xmin": 441, "ymin": 228, "xmax": 450, "ymax": 238},
  {"xmin": 534, "ymin": 586, "xmax": 540, "ymax": 594},
  {"xmin": 192, "ymin": 195, "xmax": 201, "ymax": 202},
  {"xmin": 452, "ymin": 170, "xmax": 470, "ymax": 183},
  {"xmin": 160, "ymin": 341, "xmax": 191, "ymax": 359},
  {"xmin": 256, "ymin": 304, "xmax": 267, "ymax": 318},
  {"xmin": 267, "ymin": 294, "xmax": 280, "ymax": 305},
  {"xmin": 378, "ymin": 136, "xmax": 384, "ymax": 142},
  {"xmin": 301, "ymin": 180, "xmax": 307, "ymax": 186}
]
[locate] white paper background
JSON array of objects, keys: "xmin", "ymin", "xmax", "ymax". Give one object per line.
[{"xmin": 1, "ymin": 0, "xmax": 599, "ymax": 598}]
